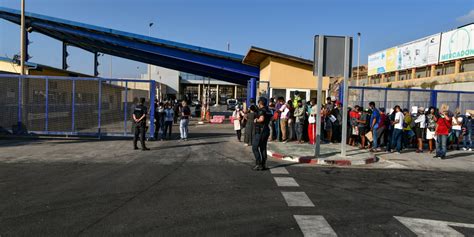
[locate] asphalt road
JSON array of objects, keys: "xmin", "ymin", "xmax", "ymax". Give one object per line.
[{"xmin": 0, "ymin": 124, "xmax": 473, "ymax": 236}]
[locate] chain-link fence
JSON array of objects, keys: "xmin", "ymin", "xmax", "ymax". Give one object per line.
[
  {"xmin": 0, "ymin": 75, "xmax": 156, "ymax": 138},
  {"xmin": 347, "ymin": 86, "xmax": 474, "ymax": 113}
]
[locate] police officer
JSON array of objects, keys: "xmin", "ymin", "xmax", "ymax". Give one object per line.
[
  {"xmin": 133, "ymin": 97, "xmax": 150, "ymax": 150},
  {"xmin": 252, "ymin": 98, "xmax": 271, "ymax": 171}
]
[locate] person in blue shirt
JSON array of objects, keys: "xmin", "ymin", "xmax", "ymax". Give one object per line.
[{"xmin": 369, "ymin": 101, "xmax": 381, "ymax": 152}]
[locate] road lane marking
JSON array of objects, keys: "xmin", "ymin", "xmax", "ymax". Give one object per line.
[
  {"xmin": 281, "ymin": 192, "xmax": 315, "ymax": 207},
  {"xmin": 274, "ymin": 177, "xmax": 299, "ymax": 187},
  {"xmin": 395, "ymin": 216, "xmax": 474, "ymax": 237},
  {"xmin": 270, "ymin": 167, "xmax": 289, "ymax": 174},
  {"xmin": 294, "ymin": 215, "xmax": 337, "ymax": 237}
]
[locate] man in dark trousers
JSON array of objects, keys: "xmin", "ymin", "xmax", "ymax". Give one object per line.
[
  {"xmin": 133, "ymin": 97, "xmax": 150, "ymax": 150},
  {"xmin": 252, "ymin": 98, "xmax": 271, "ymax": 171}
]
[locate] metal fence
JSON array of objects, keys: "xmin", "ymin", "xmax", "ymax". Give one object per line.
[
  {"xmin": 346, "ymin": 86, "xmax": 474, "ymax": 113},
  {"xmin": 0, "ymin": 74, "xmax": 156, "ymax": 138}
]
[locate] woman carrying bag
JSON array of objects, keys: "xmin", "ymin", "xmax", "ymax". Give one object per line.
[{"xmin": 232, "ymin": 106, "xmax": 244, "ymax": 142}]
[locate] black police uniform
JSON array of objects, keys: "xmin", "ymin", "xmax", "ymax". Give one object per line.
[
  {"xmin": 252, "ymin": 107, "xmax": 271, "ymax": 170},
  {"xmin": 133, "ymin": 103, "xmax": 148, "ymax": 150}
]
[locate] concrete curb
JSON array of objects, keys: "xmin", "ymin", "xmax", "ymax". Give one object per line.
[{"xmin": 266, "ymin": 150, "xmax": 377, "ymax": 166}]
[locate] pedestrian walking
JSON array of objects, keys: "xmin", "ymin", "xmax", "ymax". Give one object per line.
[
  {"xmin": 133, "ymin": 97, "xmax": 150, "ymax": 151},
  {"xmin": 232, "ymin": 106, "xmax": 244, "ymax": 141},
  {"xmin": 357, "ymin": 108, "xmax": 369, "ymax": 149},
  {"xmin": 252, "ymin": 98, "xmax": 271, "ymax": 171},
  {"xmin": 163, "ymin": 103, "xmax": 174, "ymax": 140},
  {"xmin": 449, "ymin": 110, "xmax": 463, "ymax": 150},
  {"xmin": 179, "ymin": 100, "xmax": 191, "ymax": 141},
  {"xmin": 279, "ymin": 98, "xmax": 290, "ymax": 142},
  {"xmin": 434, "ymin": 104, "xmax": 452, "ymax": 159}
]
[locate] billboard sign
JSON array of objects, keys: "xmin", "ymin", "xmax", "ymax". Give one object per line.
[
  {"xmin": 440, "ymin": 24, "xmax": 474, "ymax": 62},
  {"xmin": 397, "ymin": 33, "xmax": 441, "ymax": 70},
  {"xmin": 368, "ymin": 47, "xmax": 397, "ymax": 76}
]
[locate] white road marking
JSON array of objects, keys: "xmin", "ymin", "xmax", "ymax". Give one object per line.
[
  {"xmin": 281, "ymin": 192, "xmax": 315, "ymax": 207},
  {"xmin": 270, "ymin": 167, "xmax": 289, "ymax": 174},
  {"xmin": 294, "ymin": 215, "xmax": 337, "ymax": 237},
  {"xmin": 274, "ymin": 177, "xmax": 299, "ymax": 187},
  {"xmin": 395, "ymin": 216, "xmax": 474, "ymax": 237}
]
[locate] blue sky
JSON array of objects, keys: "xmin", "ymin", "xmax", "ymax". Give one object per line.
[{"xmin": 1, "ymin": 0, "xmax": 473, "ymax": 78}]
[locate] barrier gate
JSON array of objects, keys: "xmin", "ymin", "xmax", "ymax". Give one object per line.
[{"xmin": 0, "ymin": 75, "xmax": 157, "ymax": 138}]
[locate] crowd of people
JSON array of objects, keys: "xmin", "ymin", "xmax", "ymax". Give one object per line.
[
  {"xmin": 153, "ymin": 99, "xmax": 191, "ymax": 142},
  {"xmin": 232, "ymin": 91, "xmax": 473, "ymax": 160}
]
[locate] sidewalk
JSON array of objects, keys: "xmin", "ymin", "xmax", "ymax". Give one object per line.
[
  {"xmin": 267, "ymin": 142, "xmax": 377, "ymax": 166},
  {"xmin": 267, "ymin": 141, "xmax": 474, "ymax": 171}
]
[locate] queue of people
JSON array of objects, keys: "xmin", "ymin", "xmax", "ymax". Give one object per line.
[{"xmin": 233, "ymin": 90, "xmax": 473, "ymax": 161}]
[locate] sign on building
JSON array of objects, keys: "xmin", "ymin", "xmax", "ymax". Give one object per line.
[
  {"xmin": 368, "ymin": 47, "xmax": 397, "ymax": 76},
  {"xmin": 397, "ymin": 33, "xmax": 441, "ymax": 70},
  {"xmin": 440, "ymin": 23, "xmax": 474, "ymax": 62}
]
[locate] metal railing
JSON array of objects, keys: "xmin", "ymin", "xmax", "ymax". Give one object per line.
[{"xmin": 345, "ymin": 86, "xmax": 474, "ymax": 113}]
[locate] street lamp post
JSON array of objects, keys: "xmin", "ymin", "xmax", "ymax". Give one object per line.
[
  {"xmin": 356, "ymin": 32, "xmax": 361, "ymax": 86},
  {"xmin": 20, "ymin": 0, "xmax": 26, "ymax": 75}
]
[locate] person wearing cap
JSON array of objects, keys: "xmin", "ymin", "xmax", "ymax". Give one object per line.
[
  {"xmin": 232, "ymin": 105, "xmax": 244, "ymax": 141},
  {"xmin": 462, "ymin": 112, "xmax": 472, "ymax": 151},
  {"xmin": 414, "ymin": 107, "xmax": 426, "ymax": 153}
]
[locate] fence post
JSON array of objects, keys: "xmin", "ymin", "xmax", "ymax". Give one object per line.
[
  {"xmin": 149, "ymin": 80, "xmax": 156, "ymax": 139},
  {"xmin": 383, "ymin": 88, "xmax": 388, "ymax": 110},
  {"xmin": 456, "ymin": 92, "xmax": 461, "ymax": 111},
  {"xmin": 430, "ymin": 91, "xmax": 437, "ymax": 108},
  {"xmin": 360, "ymin": 88, "xmax": 365, "ymax": 106},
  {"xmin": 98, "ymin": 79, "xmax": 102, "ymax": 138},
  {"xmin": 407, "ymin": 90, "xmax": 411, "ymax": 110},
  {"xmin": 17, "ymin": 76, "xmax": 22, "ymax": 133},
  {"xmin": 124, "ymin": 82, "xmax": 128, "ymax": 136},
  {"xmin": 72, "ymin": 79, "xmax": 76, "ymax": 133},
  {"xmin": 45, "ymin": 77, "xmax": 49, "ymax": 132}
]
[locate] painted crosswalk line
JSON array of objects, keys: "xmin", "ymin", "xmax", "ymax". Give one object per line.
[
  {"xmin": 395, "ymin": 216, "xmax": 474, "ymax": 237},
  {"xmin": 294, "ymin": 215, "xmax": 337, "ymax": 237},
  {"xmin": 270, "ymin": 167, "xmax": 289, "ymax": 174},
  {"xmin": 281, "ymin": 191, "xmax": 315, "ymax": 207},
  {"xmin": 274, "ymin": 177, "xmax": 299, "ymax": 187}
]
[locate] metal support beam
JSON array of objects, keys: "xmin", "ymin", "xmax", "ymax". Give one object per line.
[
  {"xmin": 314, "ymin": 35, "xmax": 324, "ymax": 157},
  {"xmin": 124, "ymin": 82, "xmax": 128, "ymax": 136},
  {"xmin": 20, "ymin": 0, "xmax": 26, "ymax": 75},
  {"xmin": 249, "ymin": 77, "xmax": 257, "ymax": 106},
  {"xmin": 94, "ymin": 52, "xmax": 99, "ymax": 77},
  {"xmin": 149, "ymin": 80, "xmax": 156, "ymax": 139},
  {"xmin": 62, "ymin": 42, "xmax": 68, "ymax": 70},
  {"xmin": 340, "ymin": 36, "xmax": 351, "ymax": 157}
]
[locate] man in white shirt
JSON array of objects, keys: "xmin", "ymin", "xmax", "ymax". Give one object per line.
[
  {"xmin": 279, "ymin": 99, "xmax": 289, "ymax": 142},
  {"xmin": 391, "ymin": 105, "xmax": 404, "ymax": 154}
]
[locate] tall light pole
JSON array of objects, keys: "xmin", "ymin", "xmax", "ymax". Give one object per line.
[
  {"xmin": 356, "ymin": 32, "xmax": 361, "ymax": 86},
  {"xmin": 20, "ymin": 0, "xmax": 26, "ymax": 75},
  {"xmin": 147, "ymin": 22, "xmax": 153, "ymax": 82}
]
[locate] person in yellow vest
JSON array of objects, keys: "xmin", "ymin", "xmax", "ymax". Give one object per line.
[{"xmin": 292, "ymin": 90, "xmax": 301, "ymax": 109}]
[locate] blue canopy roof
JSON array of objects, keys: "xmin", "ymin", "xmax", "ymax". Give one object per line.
[{"xmin": 0, "ymin": 7, "xmax": 259, "ymax": 85}]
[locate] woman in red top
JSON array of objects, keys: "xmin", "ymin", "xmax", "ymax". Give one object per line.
[
  {"xmin": 434, "ymin": 106, "xmax": 452, "ymax": 159},
  {"xmin": 348, "ymin": 105, "xmax": 361, "ymax": 146}
]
